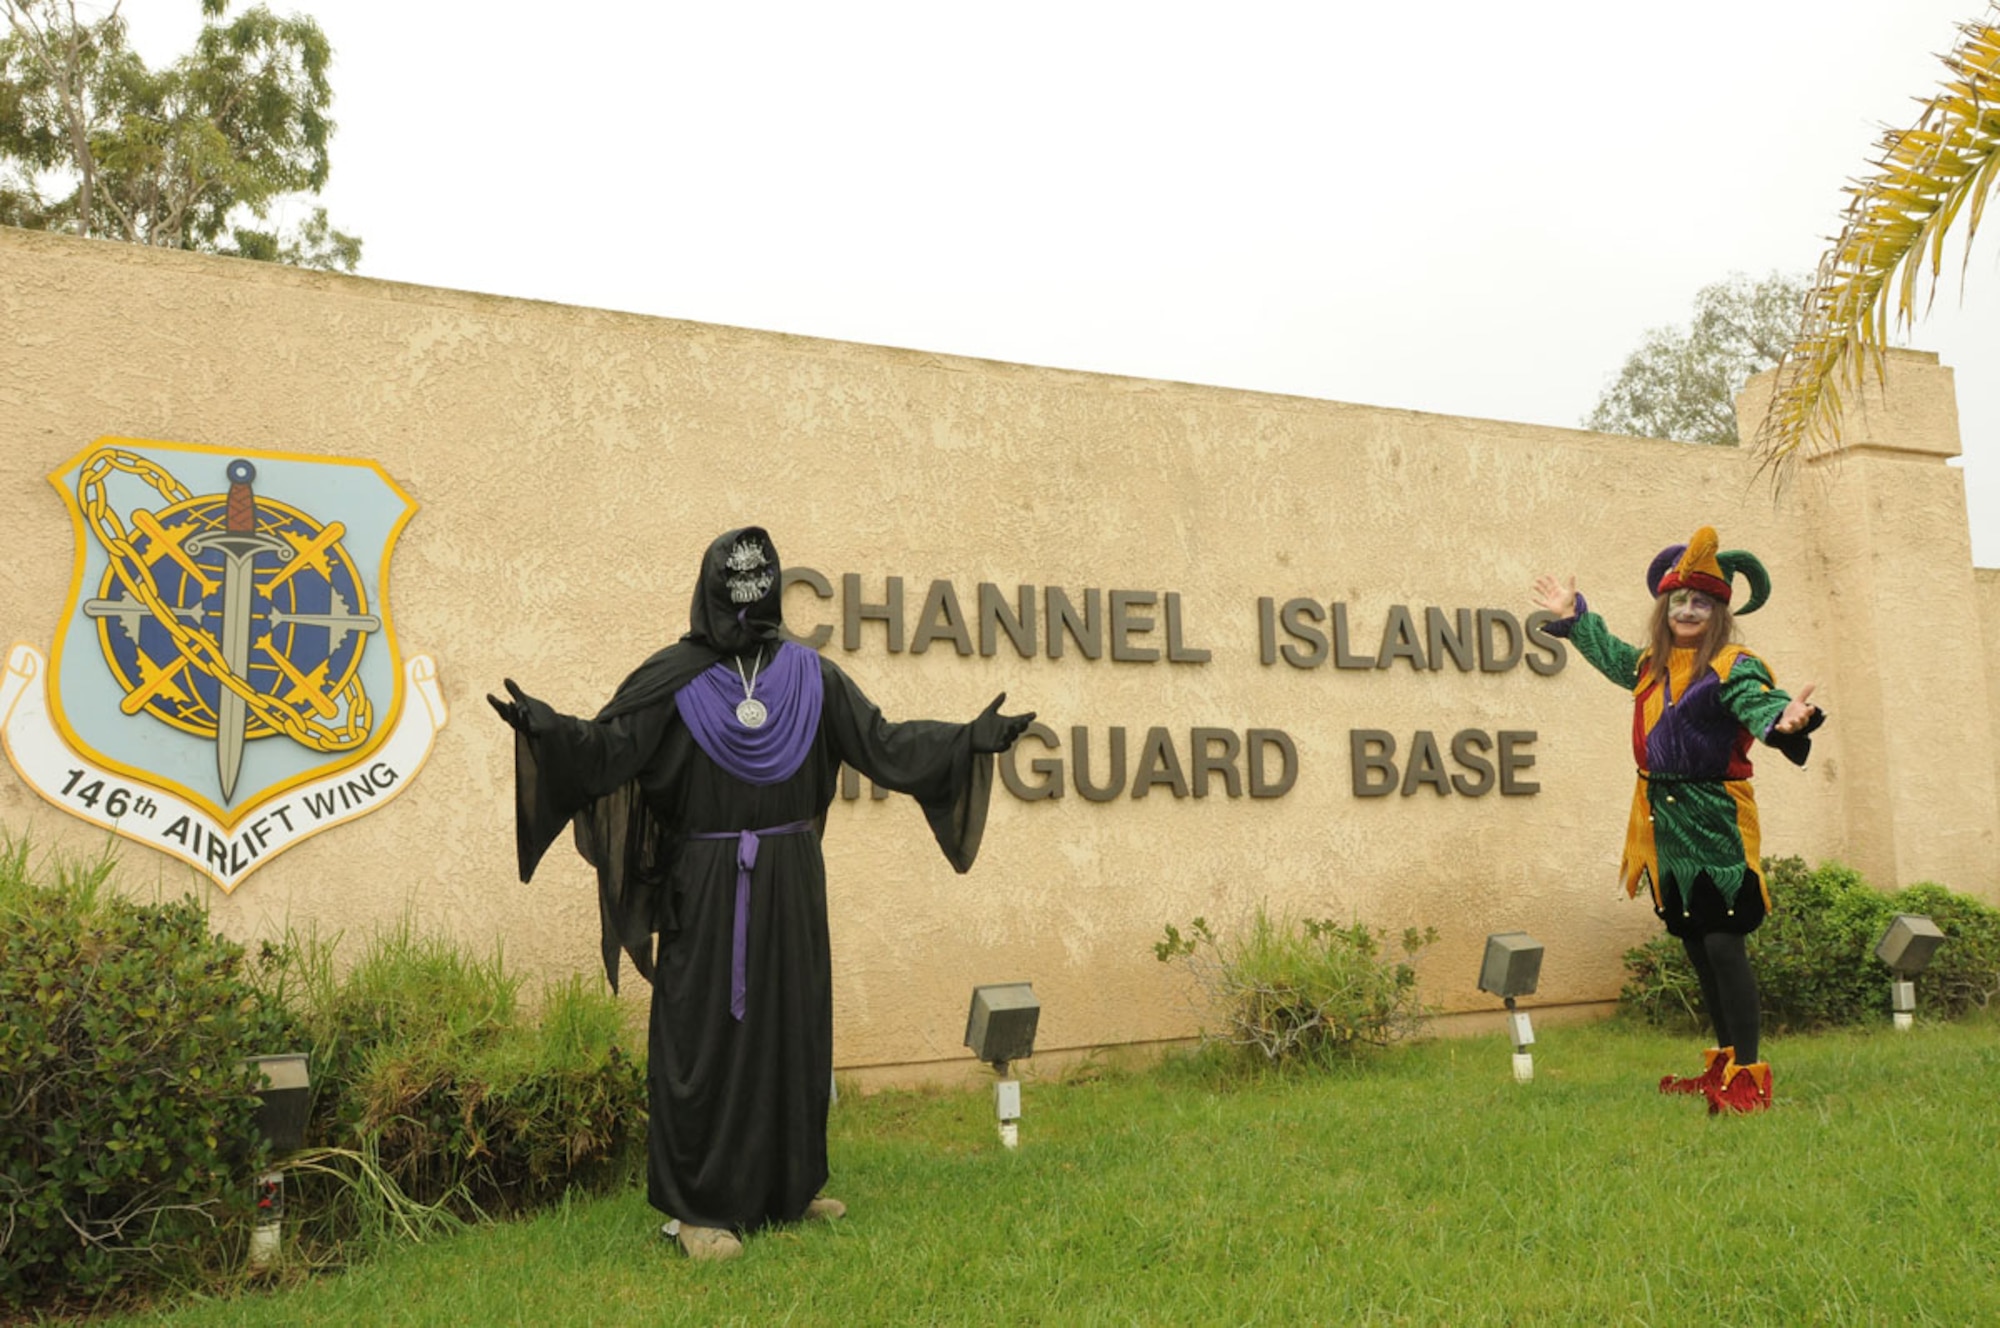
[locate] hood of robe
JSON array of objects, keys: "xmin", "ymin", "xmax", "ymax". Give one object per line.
[{"xmin": 687, "ymin": 526, "xmax": 785, "ymax": 656}]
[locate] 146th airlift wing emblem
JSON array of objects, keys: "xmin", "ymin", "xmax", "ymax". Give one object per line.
[{"xmin": 0, "ymin": 438, "xmax": 447, "ymax": 892}]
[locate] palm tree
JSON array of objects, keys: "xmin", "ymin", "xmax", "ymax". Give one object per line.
[{"xmin": 1758, "ymin": 9, "xmax": 2000, "ymax": 471}]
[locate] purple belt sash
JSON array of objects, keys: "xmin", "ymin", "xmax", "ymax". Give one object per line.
[{"xmin": 688, "ymin": 819, "xmax": 815, "ymax": 1021}]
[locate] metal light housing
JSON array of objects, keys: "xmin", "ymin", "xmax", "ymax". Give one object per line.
[
  {"xmin": 244, "ymin": 1053, "xmax": 311, "ymax": 1154},
  {"xmin": 964, "ymin": 982, "xmax": 1039, "ymax": 1069},
  {"xmin": 1874, "ymin": 914, "xmax": 1946, "ymax": 977},
  {"xmin": 1477, "ymin": 932, "xmax": 1544, "ymax": 1000}
]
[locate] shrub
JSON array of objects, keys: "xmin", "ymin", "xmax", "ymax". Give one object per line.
[
  {"xmin": 1617, "ymin": 930, "xmax": 1706, "ymax": 1028},
  {"xmin": 1155, "ymin": 907, "xmax": 1438, "ymax": 1069},
  {"xmin": 0, "ymin": 838, "xmax": 287, "ymax": 1311},
  {"xmin": 1740, "ymin": 858, "xmax": 1893, "ymax": 1031},
  {"xmin": 253, "ymin": 922, "xmax": 646, "ymax": 1246},
  {"xmin": 1619, "ymin": 857, "xmax": 2000, "ymax": 1032},
  {"xmin": 0, "ymin": 830, "xmax": 648, "ymax": 1304}
]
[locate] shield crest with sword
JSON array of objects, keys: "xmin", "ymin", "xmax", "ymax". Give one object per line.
[{"xmin": 0, "ymin": 437, "xmax": 448, "ymax": 892}]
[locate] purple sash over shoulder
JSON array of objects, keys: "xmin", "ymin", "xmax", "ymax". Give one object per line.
[{"xmin": 678, "ymin": 640, "xmax": 822, "ymax": 784}]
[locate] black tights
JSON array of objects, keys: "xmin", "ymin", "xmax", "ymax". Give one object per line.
[{"xmin": 1681, "ymin": 931, "xmax": 1761, "ymax": 1065}]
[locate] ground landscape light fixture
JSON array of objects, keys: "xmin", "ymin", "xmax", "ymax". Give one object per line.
[
  {"xmin": 964, "ymin": 982, "xmax": 1039, "ymax": 1148},
  {"xmin": 242, "ymin": 1053, "xmax": 310, "ymax": 1269},
  {"xmin": 1874, "ymin": 913, "xmax": 1946, "ymax": 1031},
  {"xmin": 1476, "ymin": 933, "xmax": 1544, "ymax": 1082}
]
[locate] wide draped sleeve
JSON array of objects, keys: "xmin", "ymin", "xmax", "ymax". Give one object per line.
[
  {"xmin": 509, "ymin": 686, "xmax": 677, "ymax": 991},
  {"xmin": 817, "ymin": 656, "xmax": 995, "ymax": 873}
]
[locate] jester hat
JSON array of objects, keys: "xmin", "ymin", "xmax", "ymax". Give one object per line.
[{"xmin": 1645, "ymin": 526, "xmax": 1770, "ymax": 615}]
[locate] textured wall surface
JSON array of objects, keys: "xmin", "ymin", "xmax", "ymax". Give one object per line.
[
  {"xmin": 1737, "ymin": 356, "xmax": 2000, "ymax": 894},
  {"xmin": 4, "ymin": 228, "xmax": 1995, "ymax": 1076},
  {"xmin": 1979, "ymin": 569, "xmax": 2000, "ymax": 822}
]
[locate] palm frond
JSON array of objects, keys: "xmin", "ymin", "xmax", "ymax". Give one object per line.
[{"xmin": 1757, "ymin": 11, "xmax": 2000, "ymax": 475}]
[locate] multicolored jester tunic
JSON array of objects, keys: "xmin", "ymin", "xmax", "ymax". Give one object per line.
[{"xmin": 1557, "ymin": 597, "xmax": 1805, "ymax": 922}]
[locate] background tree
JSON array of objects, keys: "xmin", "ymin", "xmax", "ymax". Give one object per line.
[
  {"xmin": 1584, "ymin": 271, "xmax": 1808, "ymax": 445},
  {"xmin": 0, "ymin": 0, "xmax": 359, "ymax": 271},
  {"xmin": 1758, "ymin": 8, "xmax": 2000, "ymax": 472}
]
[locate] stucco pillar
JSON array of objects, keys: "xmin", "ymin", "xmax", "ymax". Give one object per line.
[
  {"xmin": 1738, "ymin": 350, "xmax": 1999, "ymax": 897},
  {"xmin": 1982, "ymin": 569, "xmax": 2000, "ymax": 801}
]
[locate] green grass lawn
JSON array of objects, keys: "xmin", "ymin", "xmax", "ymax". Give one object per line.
[{"xmin": 103, "ymin": 1017, "xmax": 1999, "ymax": 1327}]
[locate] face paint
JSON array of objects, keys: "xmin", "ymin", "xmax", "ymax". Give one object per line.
[
  {"xmin": 1666, "ymin": 588, "xmax": 1716, "ymax": 645},
  {"xmin": 1667, "ymin": 590, "xmax": 1715, "ymax": 618}
]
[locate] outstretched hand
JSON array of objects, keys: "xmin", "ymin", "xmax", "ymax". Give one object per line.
[
  {"xmin": 971, "ymin": 692, "xmax": 1036, "ymax": 753},
  {"xmin": 1531, "ymin": 573, "xmax": 1578, "ymax": 619},
  {"xmin": 486, "ymin": 679, "xmax": 536, "ymax": 736},
  {"xmin": 1775, "ymin": 682, "xmax": 1820, "ymax": 735}
]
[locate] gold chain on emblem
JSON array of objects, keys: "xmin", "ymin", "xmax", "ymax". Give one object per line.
[{"xmin": 78, "ymin": 447, "xmax": 374, "ymax": 753}]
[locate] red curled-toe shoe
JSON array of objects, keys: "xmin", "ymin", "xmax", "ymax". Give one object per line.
[
  {"xmin": 1705, "ymin": 1060, "xmax": 1773, "ymax": 1115},
  {"xmin": 1660, "ymin": 1046, "xmax": 1733, "ymax": 1096}
]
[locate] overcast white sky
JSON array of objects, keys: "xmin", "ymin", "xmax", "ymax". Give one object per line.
[{"xmin": 124, "ymin": 0, "xmax": 2000, "ymax": 564}]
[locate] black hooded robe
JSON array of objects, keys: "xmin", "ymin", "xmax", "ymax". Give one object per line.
[{"xmin": 505, "ymin": 529, "xmax": 996, "ymax": 1230}]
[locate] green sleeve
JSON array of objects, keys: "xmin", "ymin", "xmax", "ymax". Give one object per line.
[
  {"xmin": 1720, "ymin": 653, "xmax": 1792, "ymax": 741},
  {"xmin": 1566, "ymin": 612, "xmax": 1641, "ymax": 690}
]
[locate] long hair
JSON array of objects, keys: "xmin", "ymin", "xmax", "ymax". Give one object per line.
[{"xmin": 1641, "ymin": 594, "xmax": 1735, "ymax": 688}]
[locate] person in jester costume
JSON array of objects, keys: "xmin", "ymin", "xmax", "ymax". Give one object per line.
[
  {"xmin": 488, "ymin": 526, "xmax": 1034, "ymax": 1260},
  {"xmin": 1533, "ymin": 527, "xmax": 1823, "ymax": 1114}
]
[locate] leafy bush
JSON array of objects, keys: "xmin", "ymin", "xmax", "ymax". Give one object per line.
[
  {"xmin": 1155, "ymin": 907, "xmax": 1438, "ymax": 1068},
  {"xmin": 0, "ymin": 831, "xmax": 648, "ymax": 1306},
  {"xmin": 1620, "ymin": 857, "xmax": 2000, "ymax": 1031},
  {"xmin": 1736, "ymin": 858, "xmax": 1892, "ymax": 1031},
  {"xmin": 0, "ymin": 838, "xmax": 287, "ymax": 1311},
  {"xmin": 253, "ymin": 922, "xmax": 646, "ymax": 1247}
]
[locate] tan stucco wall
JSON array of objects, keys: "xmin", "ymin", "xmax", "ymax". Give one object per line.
[
  {"xmin": 1736, "ymin": 357, "xmax": 2000, "ymax": 893},
  {"xmin": 4, "ymin": 228, "xmax": 1996, "ymax": 1077},
  {"xmin": 1979, "ymin": 569, "xmax": 2000, "ymax": 815}
]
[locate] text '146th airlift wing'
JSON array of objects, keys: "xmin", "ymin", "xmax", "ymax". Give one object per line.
[{"xmin": 1, "ymin": 437, "xmax": 448, "ymax": 892}]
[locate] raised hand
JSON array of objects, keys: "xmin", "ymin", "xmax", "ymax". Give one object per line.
[
  {"xmin": 1531, "ymin": 573, "xmax": 1578, "ymax": 619},
  {"xmin": 970, "ymin": 692, "xmax": 1036, "ymax": 753},
  {"xmin": 1775, "ymin": 682, "xmax": 1820, "ymax": 734},
  {"xmin": 486, "ymin": 678, "xmax": 537, "ymax": 735}
]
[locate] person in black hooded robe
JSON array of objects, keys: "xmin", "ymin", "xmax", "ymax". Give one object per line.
[{"xmin": 488, "ymin": 526, "xmax": 1033, "ymax": 1261}]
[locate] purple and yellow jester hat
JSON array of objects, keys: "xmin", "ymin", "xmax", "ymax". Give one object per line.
[{"xmin": 1644, "ymin": 526, "xmax": 1770, "ymax": 615}]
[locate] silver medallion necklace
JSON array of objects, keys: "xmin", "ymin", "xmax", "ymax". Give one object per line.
[{"xmin": 732, "ymin": 648, "xmax": 768, "ymax": 729}]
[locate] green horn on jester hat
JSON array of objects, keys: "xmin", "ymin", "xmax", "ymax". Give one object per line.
[{"xmin": 1644, "ymin": 525, "xmax": 1771, "ymax": 616}]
